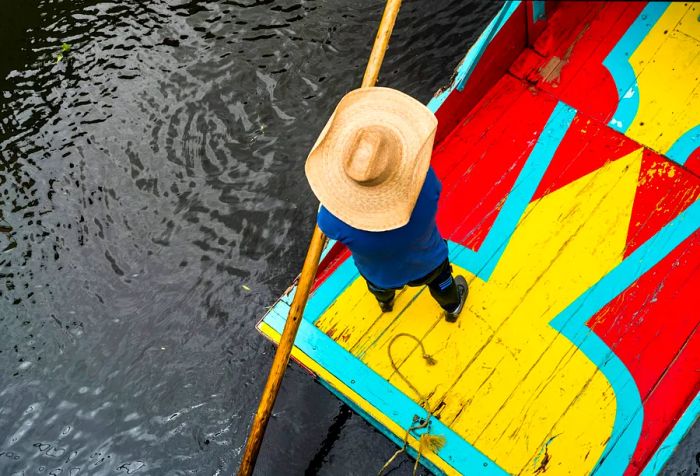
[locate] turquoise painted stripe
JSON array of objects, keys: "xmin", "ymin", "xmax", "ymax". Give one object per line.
[
  {"xmin": 449, "ymin": 101, "xmax": 577, "ymax": 280},
  {"xmin": 271, "ymin": 252, "xmax": 358, "ymax": 320},
  {"xmin": 551, "ymin": 199, "xmax": 700, "ymax": 475},
  {"xmin": 666, "ymin": 125, "xmax": 700, "ymax": 166},
  {"xmin": 532, "ymin": 1, "xmax": 545, "ymax": 22},
  {"xmin": 427, "ymin": 1, "xmax": 521, "ymax": 112},
  {"xmin": 604, "ymin": 2, "xmax": 669, "ymax": 133},
  {"xmin": 304, "ymin": 257, "xmax": 358, "ymax": 321},
  {"xmin": 263, "ymin": 301, "xmax": 508, "ymax": 475},
  {"xmin": 640, "ymin": 391, "xmax": 700, "ymax": 476}
]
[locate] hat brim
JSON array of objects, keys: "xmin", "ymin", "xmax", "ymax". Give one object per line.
[{"xmin": 305, "ymin": 87, "xmax": 437, "ymax": 232}]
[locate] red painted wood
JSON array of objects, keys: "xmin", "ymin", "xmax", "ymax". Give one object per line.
[
  {"xmin": 509, "ymin": 46, "xmax": 546, "ymax": 84},
  {"xmin": 684, "ymin": 147, "xmax": 700, "ymax": 177},
  {"xmin": 532, "ymin": 114, "xmax": 639, "ymax": 201},
  {"xmin": 311, "ymin": 243, "xmax": 350, "ymax": 293},
  {"xmin": 625, "ymin": 150, "xmax": 700, "ymax": 257},
  {"xmin": 525, "ymin": 1, "xmax": 556, "ymax": 46},
  {"xmin": 433, "ymin": 75, "xmax": 558, "ymax": 250},
  {"xmin": 628, "ymin": 329, "xmax": 700, "ymax": 475},
  {"xmin": 510, "ymin": 2, "xmax": 646, "ymax": 124},
  {"xmin": 531, "ymin": 1, "xmax": 605, "ymax": 58}
]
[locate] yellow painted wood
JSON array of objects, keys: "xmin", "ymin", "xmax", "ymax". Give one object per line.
[
  {"xmin": 315, "ymin": 279, "xmax": 402, "ymax": 351},
  {"xmin": 314, "ymin": 268, "xmax": 451, "ymax": 369},
  {"xmin": 310, "ymin": 148, "xmax": 644, "ymax": 474},
  {"xmin": 351, "ymin": 287, "xmax": 443, "ymax": 361},
  {"xmin": 406, "ymin": 150, "xmax": 641, "ymax": 474},
  {"xmin": 676, "ymin": 3, "xmax": 700, "ymax": 42},
  {"xmin": 626, "ymin": 3, "xmax": 700, "ymax": 155}
]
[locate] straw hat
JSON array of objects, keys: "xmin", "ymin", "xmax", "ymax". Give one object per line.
[{"xmin": 305, "ymin": 87, "xmax": 438, "ymax": 232}]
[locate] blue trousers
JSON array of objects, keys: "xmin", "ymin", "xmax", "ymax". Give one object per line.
[{"xmin": 364, "ymin": 259, "xmax": 461, "ymax": 312}]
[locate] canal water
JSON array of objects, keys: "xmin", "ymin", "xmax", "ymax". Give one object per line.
[{"xmin": 0, "ymin": 1, "xmax": 696, "ymax": 475}]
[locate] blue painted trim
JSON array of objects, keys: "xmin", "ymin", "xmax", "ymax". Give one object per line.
[
  {"xmin": 604, "ymin": 2, "xmax": 670, "ymax": 133},
  {"xmin": 532, "ymin": 1, "xmax": 545, "ymax": 22},
  {"xmin": 551, "ymin": 199, "xmax": 700, "ymax": 475},
  {"xmin": 305, "ymin": 258, "xmax": 358, "ymax": 322},
  {"xmin": 448, "ymin": 101, "xmax": 577, "ymax": 280},
  {"xmin": 427, "ymin": 1, "xmax": 521, "ymax": 113},
  {"xmin": 270, "ymin": 254, "xmax": 358, "ymax": 320},
  {"xmin": 640, "ymin": 391, "xmax": 700, "ymax": 476},
  {"xmin": 666, "ymin": 124, "xmax": 700, "ymax": 166}
]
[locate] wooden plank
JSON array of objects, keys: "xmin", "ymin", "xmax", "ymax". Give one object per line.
[{"xmin": 624, "ymin": 3, "xmax": 700, "ymax": 160}]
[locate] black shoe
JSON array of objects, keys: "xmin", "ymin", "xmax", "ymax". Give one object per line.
[
  {"xmin": 379, "ymin": 297, "xmax": 395, "ymax": 313},
  {"xmin": 445, "ymin": 276, "xmax": 468, "ymax": 322}
]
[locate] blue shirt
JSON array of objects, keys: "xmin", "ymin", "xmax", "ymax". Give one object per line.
[{"xmin": 317, "ymin": 167, "xmax": 448, "ymax": 289}]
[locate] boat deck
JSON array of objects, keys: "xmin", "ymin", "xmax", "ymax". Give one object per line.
[{"xmin": 258, "ymin": 2, "xmax": 700, "ymax": 474}]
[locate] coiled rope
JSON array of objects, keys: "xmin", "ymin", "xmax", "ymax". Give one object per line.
[{"xmin": 377, "ymin": 333, "xmax": 446, "ymax": 476}]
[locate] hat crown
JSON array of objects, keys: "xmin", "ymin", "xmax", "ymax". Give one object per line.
[{"xmin": 343, "ymin": 126, "xmax": 399, "ymax": 186}]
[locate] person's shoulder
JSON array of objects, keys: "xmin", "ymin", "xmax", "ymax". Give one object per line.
[
  {"xmin": 317, "ymin": 205, "xmax": 333, "ymax": 229},
  {"xmin": 426, "ymin": 166, "xmax": 441, "ymax": 189},
  {"xmin": 317, "ymin": 206, "xmax": 345, "ymax": 239},
  {"xmin": 419, "ymin": 166, "xmax": 441, "ymax": 199}
]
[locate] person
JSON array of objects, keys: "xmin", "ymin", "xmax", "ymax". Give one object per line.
[{"xmin": 304, "ymin": 87, "xmax": 468, "ymax": 321}]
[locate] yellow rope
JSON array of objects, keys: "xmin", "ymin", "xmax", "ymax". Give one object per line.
[{"xmin": 377, "ymin": 334, "xmax": 446, "ymax": 476}]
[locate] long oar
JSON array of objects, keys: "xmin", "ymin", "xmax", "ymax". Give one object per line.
[{"xmin": 237, "ymin": 1, "xmax": 403, "ymax": 474}]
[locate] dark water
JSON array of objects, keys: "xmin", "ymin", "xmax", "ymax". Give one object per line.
[{"xmin": 0, "ymin": 1, "xmax": 697, "ymax": 475}]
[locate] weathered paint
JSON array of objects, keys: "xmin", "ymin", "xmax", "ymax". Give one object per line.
[
  {"xmin": 258, "ymin": 2, "xmax": 700, "ymax": 474},
  {"xmin": 666, "ymin": 125, "xmax": 700, "ymax": 166},
  {"xmin": 640, "ymin": 391, "xmax": 700, "ymax": 476},
  {"xmin": 624, "ymin": 3, "xmax": 700, "ymax": 163},
  {"xmin": 604, "ymin": 2, "xmax": 670, "ymax": 133}
]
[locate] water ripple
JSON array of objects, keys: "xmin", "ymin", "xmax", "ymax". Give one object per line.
[{"xmin": 0, "ymin": 0, "xmax": 496, "ymax": 474}]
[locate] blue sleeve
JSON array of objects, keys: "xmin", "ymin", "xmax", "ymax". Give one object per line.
[
  {"xmin": 427, "ymin": 166, "xmax": 442, "ymax": 196},
  {"xmin": 317, "ymin": 206, "xmax": 343, "ymax": 241}
]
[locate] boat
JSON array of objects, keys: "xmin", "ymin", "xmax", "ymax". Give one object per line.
[{"xmin": 257, "ymin": 1, "xmax": 700, "ymax": 474}]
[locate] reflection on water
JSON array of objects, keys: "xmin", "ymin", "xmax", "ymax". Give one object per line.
[{"xmin": 0, "ymin": 0, "xmax": 498, "ymax": 474}]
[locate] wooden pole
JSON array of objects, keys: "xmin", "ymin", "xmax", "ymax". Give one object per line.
[
  {"xmin": 237, "ymin": 225, "xmax": 326, "ymax": 476},
  {"xmin": 237, "ymin": 1, "xmax": 402, "ymax": 474},
  {"xmin": 362, "ymin": 0, "xmax": 402, "ymax": 88}
]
